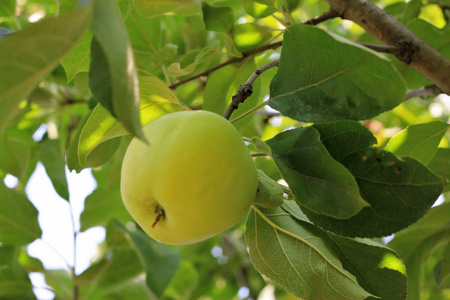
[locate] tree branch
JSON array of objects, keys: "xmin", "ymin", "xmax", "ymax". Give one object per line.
[
  {"xmin": 223, "ymin": 60, "xmax": 279, "ymax": 119},
  {"xmin": 325, "ymin": 0, "xmax": 450, "ymax": 94},
  {"xmin": 404, "ymin": 85, "xmax": 443, "ymax": 101},
  {"xmin": 169, "ymin": 10, "xmax": 341, "ymax": 90}
]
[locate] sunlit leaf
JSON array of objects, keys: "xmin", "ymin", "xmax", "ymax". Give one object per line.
[
  {"xmin": 269, "ymin": 24, "xmax": 406, "ymax": 122},
  {"xmin": 0, "ymin": 182, "xmax": 42, "ymax": 245},
  {"xmin": 246, "ymin": 203, "xmax": 374, "ymax": 299},
  {"xmin": 267, "ymin": 126, "xmax": 369, "ymax": 219},
  {"xmin": 0, "ymin": 2, "xmax": 93, "ymax": 131},
  {"xmin": 385, "ymin": 121, "xmax": 449, "ymax": 165},
  {"xmin": 232, "ymin": 23, "xmax": 273, "ymax": 52},
  {"xmin": 242, "ymin": 0, "xmax": 276, "ymax": 19}
]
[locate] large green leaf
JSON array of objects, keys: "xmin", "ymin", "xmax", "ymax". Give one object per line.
[
  {"xmin": 302, "ymin": 148, "xmax": 445, "ymax": 237},
  {"xmin": 246, "ymin": 203, "xmax": 374, "ymax": 299},
  {"xmin": 231, "ymin": 23, "xmax": 273, "ymax": 52},
  {"xmin": 269, "ymin": 24, "xmax": 406, "ymax": 122},
  {"xmin": 427, "ymin": 148, "xmax": 450, "ymax": 192},
  {"xmin": 0, "ymin": 0, "xmax": 15, "ymax": 18},
  {"xmin": 242, "ymin": 0, "xmax": 276, "ymax": 19},
  {"xmin": 0, "ymin": 246, "xmax": 35, "ymax": 299},
  {"xmin": 267, "ymin": 126, "xmax": 369, "ymax": 219},
  {"xmin": 388, "ymin": 203, "xmax": 450, "ymax": 300},
  {"xmin": 90, "ymin": 0, "xmax": 145, "ymax": 141},
  {"xmin": 0, "ymin": 2, "xmax": 93, "ymax": 131},
  {"xmin": 282, "ymin": 201, "xmax": 407, "ymax": 300},
  {"xmin": 117, "ymin": 222, "xmax": 181, "ymax": 297},
  {"xmin": 0, "ymin": 182, "xmax": 42, "ymax": 245},
  {"xmin": 385, "ymin": 121, "xmax": 450, "ymax": 165},
  {"xmin": 68, "ymin": 76, "xmax": 187, "ymax": 171}
]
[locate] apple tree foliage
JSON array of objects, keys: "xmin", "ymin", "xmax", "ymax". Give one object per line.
[{"xmin": 0, "ymin": 0, "xmax": 450, "ymax": 299}]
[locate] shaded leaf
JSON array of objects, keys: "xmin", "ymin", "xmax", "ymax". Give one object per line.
[
  {"xmin": 246, "ymin": 203, "xmax": 374, "ymax": 299},
  {"xmin": 0, "ymin": 182, "xmax": 42, "ymax": 245},
  {"xmin": 427, "ymin": 148, "xmax": 450, "ymax": 192},
  {"xmin": 388, "ymin": 203, "xmax": 450, "ymax": 300},
  {"xmin": 61, "ymin": 32, "xmax": 92, "ymax": 82},
  {"xmin": 39, "ymin": 135, "xmax": 69, "ymax": 200},
  {"xmin": 116, "ymin": 222, "xmax": 181, "ymax": 297},
  {"xmin": 0, "ymin": 245, "xmax": 35, "ymax": 299},
  {"xmin": 201, "ymin": 2, "xmax": 234, "ymax": 32},
  {"xmin": 313, "ymin": 120, "xmax": 378, "ymax": 161},
  {"xmin": 385, "ymin": 121, "xmax": 450, "ymax": 165},
  {"xmin": 0, "ymin": 3, "xmax": 93, "ymax": 131},
  {"xmin": 90, "ymin": 0, "xmax": 145, "ymax": 141},
  {"xmin": 269, "ymin": 24, "xmax": 406, "ymax": 122},
  {"xmin": 267, "ymin": 126, "xmax": 369, "ymax": 219},
  {"xmin": 302, "ymin": 148, "xmax": 445, "ymax": 237}
]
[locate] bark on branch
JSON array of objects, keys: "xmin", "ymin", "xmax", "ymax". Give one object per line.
[{"xmin": 326, "ymin": 0, "xmax": 450, "ymax": 94}]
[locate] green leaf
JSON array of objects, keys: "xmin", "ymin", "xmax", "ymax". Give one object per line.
[
  {"xmin": 61, "ymin": 32, "xmax": 92, "ymax": 82},
  {"xmin": 385, "ymin": 121, "xmax": 450, "ymax": 165},
  {"xmin": 134, "ymin": 0, "xmax": 200, "ymax": 18},
  {"xmin": 388, "ymin": 202, "xmax": 450, "ymax": 300},
  {"xmin": 313, "ymin": 120, "xmax": 378, "ymax": 161},
  {"xmin": 0, "ymin": 182, "xmax": 42, "ymax": 245},
  {"xmin": 0, "ymin": 245, "xmax": 35, "ymax": 299},
  {"xmin": 163, "ymin": 260, "xmax": 199, "ymax": 300},
  {"xmin": 39, "ymin": 136, "xmax": 69, "ymax": 200},
  {"xmin": 242, "ymin": 0, "xmax": 276, "ymax": 19},
  {"xmin": 201, "ymin": 2, "xmax": 234, "ymax": 33},
  {"xmin": 0, "ymin": 130, "xmax": 32, "ymax": 179},
  {"xmin": 116, "ymin": 222, "xmax": 181, "ymax": 297},
  {"xmin": 167, "ymin": 43, "xmax": 221, "ymax": 78},
  {"xmin": 254, "ymin": 169, "xmax": 285, "ymax": 208},
  {"xmin": 246, "ymin": 203, "xmax": 374, "ymax": 299},
  {"xmin": 282, "ymin": 201, "xmax": 407, "ymax": 299},
  {"xmin": 0, "ymin": 2, "xmax": 93, "ymax": 131},
  {"xmin": 427, "ymin": 148, "xmax": 450, "ymax": 192},
  {"xmin": 269, "ymin": 24, "xmax": 406, "ymax": 122},
  {"xmin": 231, "ymin": 23, "xmax": 273, "ymax": 52},
  {"xmin": 68, "ymin": 76, "xmax": 187, "ymax": 171},
  {"xmin": 267, "ymin": 126, "xmax": 369, "ymax": 219},
  {"xmin": 302, "ymin": 148, "xmax": 445, "ymax": 237},
  {"xmin": 0, "ymin": 0, "xmax": 15, "ymax": 18},
  {"xmin": 90, "ymin": 0, "xmax": 145, "ymax": 141}
]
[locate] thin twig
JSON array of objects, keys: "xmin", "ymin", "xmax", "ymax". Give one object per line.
[
  {"xmin": 304, "ymin": 9, "xmax": 340, "ymax": 25},
  {"xmin": 168, "ymin": 42, "xmax": 282, "ymax": 90},
  {"xmin": 223, "ymin": 60, "xmax": 279, "ymax": 119},
  {"xmin": 169, "ymin": 10, "xmax": 341, "ymax": 90},
  {"xmin": 357, "ymin": 42, "xmax": 399, "ymax": 55},
  {"xmin": 404, "ymin": 85, "xmax": 443, "ymax": 101}
]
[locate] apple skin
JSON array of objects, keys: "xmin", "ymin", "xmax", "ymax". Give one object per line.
[{"xmin": 120, "ymin": 110, "xmax": 257, "ymax": 245}]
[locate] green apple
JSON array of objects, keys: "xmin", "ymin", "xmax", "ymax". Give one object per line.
[{"xmin": 120, "ymin": 110, "xmax": 257, "ymax": 245}]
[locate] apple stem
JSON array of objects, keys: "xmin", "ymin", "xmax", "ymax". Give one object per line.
[{"xmin": 152, "ymin": 206, "xmax": 165, "ymax": 228}]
